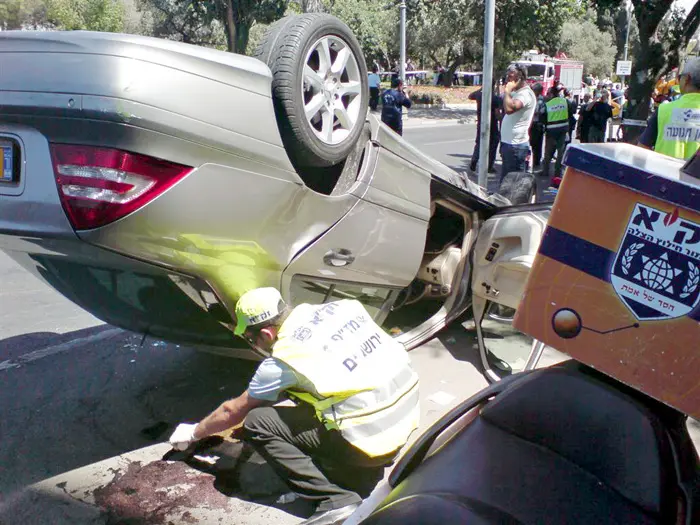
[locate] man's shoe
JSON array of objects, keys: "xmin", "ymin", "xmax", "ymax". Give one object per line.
[{"xmin": 301, "ymin": 502, "xmax": 361, "ymax": 525}]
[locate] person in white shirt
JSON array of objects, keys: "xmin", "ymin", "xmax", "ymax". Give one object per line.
[
  {"xmin": 499, "ymin": 64, "xmax": 537, "ymax": 182},
  {"xmin": 368, "ymin": 66, "xmax": 381, "ymax": 111}
]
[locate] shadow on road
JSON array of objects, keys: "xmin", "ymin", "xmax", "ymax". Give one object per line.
[{"xmin": 0, "ymin": 326, "xmax": 260, "ymax": 493}]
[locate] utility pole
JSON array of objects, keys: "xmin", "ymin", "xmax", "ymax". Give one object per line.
[
  {"xmin": 478, "ymin": 0, "xmax": 496, "ymax": 189},
  {"xmin": 622, "ymin": 0, "xmax": 632, "ymax": 89},
  {"xmin": 399, "ymin": 0, "xmax": 406, "ymax": 82}
]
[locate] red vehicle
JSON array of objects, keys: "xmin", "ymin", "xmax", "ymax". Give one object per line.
[{"xmin": 511, "ymin": 50, "xmax": 584, "ymax": 101}]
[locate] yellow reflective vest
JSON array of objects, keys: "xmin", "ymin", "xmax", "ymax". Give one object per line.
[
  {"xmin": 546, "ymin": 96, "xmax": 569, "ymax": 131},
  {"xmin": 655, "ymin": 93, "xmax": 700, "ymax": 160},
  {"xmin": 272, "ymin": 300, "xmax": 420, "ymax": 457}
]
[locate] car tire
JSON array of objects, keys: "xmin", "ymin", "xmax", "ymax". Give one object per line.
[
  {"xmin": 254, "ymin": 14, "xmax": 369, "ymax": 169},
  {"xmin": 498, "ymin": 171, "xmax": 536, "ymax": 205}
]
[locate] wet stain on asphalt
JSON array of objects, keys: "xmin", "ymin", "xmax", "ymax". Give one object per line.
[{"xmin": 93, "ymin": 460, "xmax": 231, "ymax": 524}]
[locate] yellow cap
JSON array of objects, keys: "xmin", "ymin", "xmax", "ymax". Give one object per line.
[{"xmin": 234, "ymin": 287, "xmax": 285, "ymax": 336}]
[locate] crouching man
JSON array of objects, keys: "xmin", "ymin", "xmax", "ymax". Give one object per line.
[{"xmin": 169, "ymin": 288, "xmax": 420, "ymax": 525}]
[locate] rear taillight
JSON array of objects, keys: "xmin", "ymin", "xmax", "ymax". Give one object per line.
[{"xmin": 50, "ymin": 144, "xmax": 193, "ymax": 230}]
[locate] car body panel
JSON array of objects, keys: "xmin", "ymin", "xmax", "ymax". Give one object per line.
[
  {"xmin": 363, "ymin": 148, "xmax": 432, "ymax": 221},
  {"xmin": 0, "ymin": 124, "xmax": 75, "ymax": 238},
  {"xmin": 1, "ymin": 238, "xmax": 241, "ymax": 348},
  {"xmin": 281, "ymin": 197, "xmax": 428, "ymax": 288},
  {"xmin": 80, "ymin": 163, "xmax": 365, "ymax": 313},
  {"xmin": 0, "ymin": 30, "xmax": 296, "ymax": 176}
]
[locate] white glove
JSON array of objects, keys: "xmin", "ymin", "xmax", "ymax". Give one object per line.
[{"xmin": 169, "ymin": 423, "xmax": 199, "ymax": 451}]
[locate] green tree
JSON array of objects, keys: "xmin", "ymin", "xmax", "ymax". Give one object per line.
[
  {"xmin": 491, "ymin": 0, "xmax": 585, "ymax": 72},
  {"xmin": 136, "ymin": 0, "xmax": 288, "ymax": 53},
  {"xmin": 0, "ymin": 0, "xmax": 48, "ymax": 29},
  {"xmin": 219, "ymin": 0, "xmax": 288, "ymax": 54},
  {"xmin": 560, "ymin": 19, "xmax": 617, "ymax": 77},
  {"xmin": 325, "ymin": 0, "xmax": 397, "ymax": 69},
  {"xmin": 593, "ymin": 0, "xmax": 700, "ymax": 139},
  {"xmin": 612, "ymin": 3, "xmax": 639, "ymax": 62},
  {"xmin": 136, "ymin": 0, "xmax": 226, "ymax": 47},
  {"xmin": 45, "ymin": 0, "xmax": 125, "ymax": 31},
  {"xmin": 409, "ymin": 0, "xmax": 480, "ymax": 84}
]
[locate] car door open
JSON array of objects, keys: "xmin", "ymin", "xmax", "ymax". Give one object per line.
[{"xmin": 471, "ymin": 204, "xmax": 552, "ymax": 382}]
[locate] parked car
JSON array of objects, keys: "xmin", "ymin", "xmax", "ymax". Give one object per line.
[{"xmin": 0, "ymin": 14, "xmax": 548, "ymax": 361}]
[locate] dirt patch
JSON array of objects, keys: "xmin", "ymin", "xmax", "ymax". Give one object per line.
[{"xmin": 93, "ymin": 461, "xmax": 231, "ymax": 524}]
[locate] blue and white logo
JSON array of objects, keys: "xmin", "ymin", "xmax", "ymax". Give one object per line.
[{"xmin": 610, "ymin": 203, "xmax": 700, "ymax": 321}]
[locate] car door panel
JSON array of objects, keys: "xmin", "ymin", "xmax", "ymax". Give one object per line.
[
  {"xmin": 472, "ymin": 207, "xmax": 551, "ymax": 310},
  {"xmin": 280, "ymin": 142, "xmax": 431, "ymax": 305},
  {"xmin": 358, "ymin": 148, "xmax": 432, "ymax": 221},
  {"xmin": 281, "ymin": 197, "xmax": 428, "ymax": 292}
]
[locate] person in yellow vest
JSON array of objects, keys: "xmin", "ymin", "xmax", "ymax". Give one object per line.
[
  {"xmin": 638, "ymin": 57, "xmax": 700, "ymax": 160},
  {"xmin": 169, "ymin": 287, "xmax": 419, "ymax": 525},
  {"xmin": 541, "ymin": 85, "xmax": 570, "ymax": 184}
]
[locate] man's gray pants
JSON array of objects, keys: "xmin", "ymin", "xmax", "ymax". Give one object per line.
[{"xmin": 542, "ymin": 129, "xmax": 568, "ymax": 180}]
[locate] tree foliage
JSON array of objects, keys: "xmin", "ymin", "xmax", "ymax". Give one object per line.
[
  {"xmin": 410, "ymin": 0, "xmax": 585, "ymax": 84},
  {"xmin": 0, "ymin": 0, "xmax": 125, "ymax": 31},
  {"xmin": 560, "ymin": 18, "xmax": 617, "ymax": 77},
  {"xmin": 490, "ymin": 0, "xmax": 585, "ymax": 72},
  {"xmin": 0, "ymin": 0, "xmax": 47, "ymax": 29},
  {"xmin": 45, "ymin": 0, "xmax": 125, "ymax": 32},
  {"xmin": 134, "ymin": 0, "xmax": 288, "ymax": 53},
  {"xmin": 324, "ymin": 0, "xmax": 397, "ymax": 68},
  {"xmin": 136, "ymin": 0, "xmax": 226, "ymax": 47},
  {"xmin": 592, "ymin": 0, "xmax": 700, "ymax": 138},
  {"xmin": 408, "ymin": 0, "xmax": 480, "ymax": 81}
]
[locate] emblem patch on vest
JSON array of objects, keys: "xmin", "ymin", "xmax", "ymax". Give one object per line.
[{"xmin": 610, "ymin": 203, "xmax": 700, "ymax": 320}]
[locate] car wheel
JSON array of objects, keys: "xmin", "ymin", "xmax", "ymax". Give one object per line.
[
  {"xmin": 498, "ymin": 171, "xmax": 536, "ymax": 205},
  {"xmin": 254, "ymin": 14, "xmax": 369, "ymax": 169}
]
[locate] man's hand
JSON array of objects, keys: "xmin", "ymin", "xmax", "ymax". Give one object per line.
[
  {"xmin": 505, "ymin": 81, "xmax": 518, "ymax": 93},
  {"xmin": 169, "ymin": 423, "xmax": 199, "ymax": 451}
]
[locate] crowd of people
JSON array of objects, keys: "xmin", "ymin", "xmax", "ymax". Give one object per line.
[{"xmin": 371, "ymin": 58, "xmax": 700, "ymax": 189}]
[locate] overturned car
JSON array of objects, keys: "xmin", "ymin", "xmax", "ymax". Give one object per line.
[{"xmin": 0, "ymin": 14, "xmax": 548, "ymax": 360}]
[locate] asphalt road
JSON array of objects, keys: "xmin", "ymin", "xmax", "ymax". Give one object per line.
[{"xmin": 403, "ymin": 118, "xmax": 556, "ymax": 201}]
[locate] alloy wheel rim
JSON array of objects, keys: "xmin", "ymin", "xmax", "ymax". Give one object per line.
[{"xmin": 302, "ymin": 35, "xmax": 363, "ymax": 145}]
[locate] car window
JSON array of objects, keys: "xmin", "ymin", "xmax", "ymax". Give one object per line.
[{"xmin": 290, "ymin": 276, "xmax": 396, "ymax": 320}]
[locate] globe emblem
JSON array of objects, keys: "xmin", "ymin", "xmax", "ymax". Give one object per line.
[{"xmin": 636, "ymin": 252, "xmax": 682, "ymax": 293}]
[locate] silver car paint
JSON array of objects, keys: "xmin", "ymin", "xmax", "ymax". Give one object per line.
[
  {"xmin": 0, "ymin": 124, "xmax": 75, "ymax": 238},
  {"xmin": 0, "ymin": 31, "xmax": 295, "ymax": 176}
]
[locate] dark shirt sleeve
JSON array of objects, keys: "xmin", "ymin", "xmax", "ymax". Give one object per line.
[
  {"xmin": 638, "ymin": 111, "xmax": 659, "ymax": 148},
  {"xmin": 401, "ymin": 92, "xmax": 412, "ymax": 109}
]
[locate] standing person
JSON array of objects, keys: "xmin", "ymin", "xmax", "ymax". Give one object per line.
[
  {"xmin": 500, "ymin": 64, "xmax": 537, "ymax": 181},
  {"xmin": 169, "ymin": 288, "xmax": 420, "ymax": 525},
  {"xmin": 469, "ymin": 86, "xmax": 502, "ymax": 173},
  {"xmin": 368, "ymin": 66, "xmax": 381, "ymax": 112},
  {"xmin": 587, "ymin": 90, "xmax": 614, "ymax": 143},
  {"xmin": 565, "ymin": 89, "xmax": 578, "ymax": 145},
  {"xmin": 381, "ymin": 77, "xmax": 412, "ymax": 136},
  {"xmin": 529, "ymin": 83, "xmax": 546, "ymax": 169},
  {"xmin": 576, "ymin": 93, "xmax": 593, "ymax": 143},
  {"xmin": 638, "ymin": 57, "xmax": 700, "ymax": 160},
  {"xmin": 542, "ymin": 85, "xmax": 570, "ymax": 185}
]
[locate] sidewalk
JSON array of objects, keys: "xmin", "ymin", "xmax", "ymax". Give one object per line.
[{"xmin": 372, "ymin": 103, "xmax": 478, "ymax": 129}]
